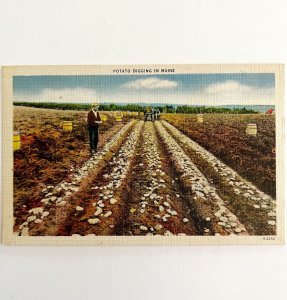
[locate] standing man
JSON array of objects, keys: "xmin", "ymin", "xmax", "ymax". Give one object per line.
[
  {"xmin": 156, "ymin": 108, "xmax": 160, "ymax": 120},
  {"xmin": 87, "ymin": 103, "xmax": 102, "ymax": 155}
]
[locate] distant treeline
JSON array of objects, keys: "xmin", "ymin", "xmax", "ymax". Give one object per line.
[
  {"xmin": 175, "ymin": 105, "xmax": 258, "ymax": 114},
  {"xmin": 13, "ymin": 102, "xmax": 258, "ymax": 114}
]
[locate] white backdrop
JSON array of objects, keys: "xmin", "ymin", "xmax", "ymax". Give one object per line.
[{"xmin": 0, "ymin": 1, "xmax": 286, "ymax": 299}]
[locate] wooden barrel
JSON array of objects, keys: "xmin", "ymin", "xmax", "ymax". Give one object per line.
[
  {"xmin": 197, "ymin": 114, "xmax": 204, "ymax": 123},
  {"xmin": 13, "ymin": 132, "xmax": 21, "ymax": 151},
  {"xmin": 101, "ymin": 115, "xmax": 107, "ymax": 122},
  {"xmin": 62, "ymin": 121, "xmax": 73, "ymax": 131},
  {"xmin": 246, "ymin": 123, "xmax": 257, "ymax": 136}
]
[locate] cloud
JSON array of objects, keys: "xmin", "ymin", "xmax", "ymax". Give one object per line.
[
  {"xmin": 122, "ymin": 77, "xmax": 178, "ymax": 89},
  {"xmin": 117, "ymin": 80, "xmax": 274, "ymax": 105},
  {"xmin": 200, "ymin": 80, "xmax": 274, "ymax": 105},
  {"xmin": 14, "ymin": 88, "xmax": 98, "ymax": 103},
  {"xmin": 204, "ymin": 80, "xmax": 252, "ymax": 94}
]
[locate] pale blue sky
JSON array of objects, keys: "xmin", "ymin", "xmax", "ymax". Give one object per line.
[{"xmin": 13, "ymin": 73, "xmax": 275, "ymax": 105}]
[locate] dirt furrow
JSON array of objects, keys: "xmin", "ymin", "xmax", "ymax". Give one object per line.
[
  {"xmin": 19, "ymin": 120, "xmax": 137, "ymax": 236},
  {"xmin": 155, "ymin": 121, "xmax": 248, "ymax": 236},
  {"xmin": 119, "ymin": 121, "xmax": 198, "ymax": 236},
  {"xmin": 161, "ymin": 120, "xmax": 276, "ymax": 235},
  {"xmin": 13, "ymin": 109, "xmax": 121, "ymax": 228},
  {"xmin": 57, "ymin": 121, "xmax": 144, "ymax": 236}
]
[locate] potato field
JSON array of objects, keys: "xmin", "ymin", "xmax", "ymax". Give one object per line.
[{"xmin": 13, "ymin": 106, "xmax": 276, "ymax": 237}]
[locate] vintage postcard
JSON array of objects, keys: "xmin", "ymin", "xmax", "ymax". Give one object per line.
[{"xmin": 1, "ymin": 64, "xmax": 284, "ymax": 245}]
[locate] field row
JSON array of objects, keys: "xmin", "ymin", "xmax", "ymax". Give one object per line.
[
  {"xmin": 15, "ymin": 117, "xmax": 276, "ymax": 236},
  {"xmin": 162, "ymin": 113, "xmax": 276, "ymax": 197}
]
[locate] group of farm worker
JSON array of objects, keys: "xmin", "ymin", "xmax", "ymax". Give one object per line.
[
  {"xmin": 143, "ymin": 106, "xmax": 160, "ymax": 121},
  {"xmin": 87, "ymin": 103, "xmax": 161, "ymax": 155}
]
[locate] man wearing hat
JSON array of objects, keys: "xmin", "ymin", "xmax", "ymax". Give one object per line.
[{"xmin": 87, "ymin": 103, "xmax": 102, "ymax": 154}]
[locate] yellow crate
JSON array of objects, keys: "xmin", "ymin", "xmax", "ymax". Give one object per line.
[
  {"xmin": 62, "ymin": 121, "xmax": 73, "ymax": 131},
  {"xmin": 115, "ymin": 116, "xmax": 122, "ymax": 122},
  {"xmin": 101, "ymin": 115, "xmax": 108, "ymax": 122},
  {"xmin": 13, "ymin": 133, "xmax": 21, "ymax": 151}
]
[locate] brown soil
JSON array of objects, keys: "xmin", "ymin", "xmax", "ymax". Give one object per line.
[
  {"xmin": 14, "ymin": 109, "xmax": 277, "ymax": 237},
  {"xmin": 13, "ymin": 106, "xmax": 126, "ymax": 230},
  {"xmin": 162, "ymin": 113, "xmax": 276, "ymax": 197},
  {"xmin": 28, "ymin": 121, "xmax": 137, "ymax": 236},
  {"xmin": 163, "ymin": 124, "xmax": 275, "ymax": 235},
  {"xmin": 120, "ymin": 122, "xmax": 198, "ymax": 236}
]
